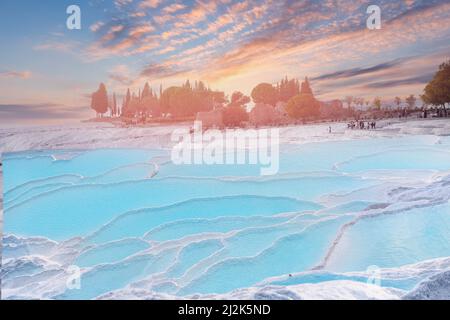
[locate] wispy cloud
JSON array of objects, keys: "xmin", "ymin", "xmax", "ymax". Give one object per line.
[
  {"xmin": 313, "ymin": 58, "xmax": 415, "ymax": 81},
  {"xmin": 0, "ymin": 70, "xmax": 32, "ymax": 79},
  {"xmin": 139, "ymin": 0, "xmax": 163, "ymax": 9},
  {"xmin": 162, "ymin": 3, "xmax": 187, "ymax": 14},
  {"xmin": 363, "ymin": 74, "xmax": 434, "ymax": 89},
  {"xmin": 33, "ymin": 41, "xmax": 77, "ymax": 53},
  {"xmin": 115, "ymin": 0, "xmax": 133, "ymax": 8},
  {"xmin": 140, "ymin": 62, "xmax": 186, "ymax": 78},
  {"xmin": 108, "ymin": 64, "xmax": 133, "ymax": 86},
  {"xmin": 90, "ymin": 21, "xmax": 105, "ymax": 32}
]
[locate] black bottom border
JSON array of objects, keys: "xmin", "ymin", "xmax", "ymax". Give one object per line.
[{"xmin": 1, "ymin": 300, "xmax": 448, "ymax": 318}]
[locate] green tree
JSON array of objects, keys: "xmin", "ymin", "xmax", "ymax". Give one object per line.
[
  {"xmin": 422, "ymin": 60, "xmax": 450, "ymax": 109},
  {"xmin": 112, "ymin": 93, "xmax": 117, "ymax": 116},
  {"xmin": 141, "ymin": 94, "xmax": 161, "ymax": 117},
  {"xmin": 160, "ymin": 86, "xmax": 179, "ymax": 114},
  {"xmin": 286, "ymin": 94, "xmax": 320, "ymax": 120},
  {"xmin": 161, "ymin": 86, "xmax": 198, "ymax": 117},
  {"xmin": 229, "ymin": 91, "xmax": 250, "ymax": 108},
  {"xmin": 223, "ymin": 105, "xmax": 248, "ymax": 127},
  {"xmin": 405, "ymin": 95, "xmax": 417, "ymax": 109},
  {"xmin": 373, "ymin": 97, "xmax": 382, "ymax": 110},
  {"xmin": 222, "ymin": 91, "xmax": 250, "ymax": 127},
  {"xmin": 209, "ymin": 90, "xmax": 227, "ymax": 108},
  {"xmin": 91, "ymin": 83, "xmax": 108, "ymax": 117},
  {"xmin": 277, "ymin": 77, "xmax": 300, "ymax": 102},
  {"xmin": 300, "ymin": 77, "xmax": 313, "ymax": 95},
  {"xmin": 124, "ymin": 88, "xmax": 131, "ymax": 111},
  {"xmin": 122, "ymin": 96, "xmax": 141, "ymax": 117},
  {"xmin": 160, "ymin": 81, "xmax": 225, "ymax": 117},
  {"xmin": 142, "ymin": 82, "xmax": 152, "ymax": 99},
  {"xmin": 251, "ymin": 83, "xmax": 278, "ymax": 106}
]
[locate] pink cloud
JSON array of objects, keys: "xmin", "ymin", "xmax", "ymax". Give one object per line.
[
  {"xmin": 115, "ymin": 0, "xmax": 133, "ymax": 8},
  {"xmin": 0, "ymin": 70, "xmax": 32, "ymax": 79},
  {"xmin": 90, "ymin": 21, "xmax": 105, "ymax": 32},
  {"xmin": 129, "ymin": 23, "xmax": 155, "ymax": 37},
  {"xmin": 139, "ymin": 0, "xmax": 162, "ymax": 9},
  {"xmin": 173, "ymin": 1, "xmax": 217, "ymax": 28},
  {"xmin": 228, "ymin": 1, "xmax": 249, "ymax": 14},
  {"xmin": 162, "ymin": 3, "xmax": 187, "ymax": 14},
  {"xmin": 156, "ymin": 46, "xmax": 176, "ymax": 55}
]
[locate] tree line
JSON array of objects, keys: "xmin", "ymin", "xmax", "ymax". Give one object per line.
[
  {"xmin": 90, "ymin": 60, "xmax": 450, "ymax": 124},
  {"xmin": 90, "ymin": 76, "xmax": 373, "ymax": 125},
  {"xmin": 90, "ymin": 77, "xmax": 307, "ymax": 119}
]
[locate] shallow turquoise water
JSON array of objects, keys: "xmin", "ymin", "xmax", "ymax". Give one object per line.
[
  {"xmin": 2, "ymin": 134, "xmax": 450, "ymax": 299},
  {"xmin": 326, "ymin": 203, "xmax": 450, "ymax": 272}
]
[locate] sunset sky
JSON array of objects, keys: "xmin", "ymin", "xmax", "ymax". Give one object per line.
[{"xmin": 1, "ymin": 0, "xmax": 450, "ymax": 124}]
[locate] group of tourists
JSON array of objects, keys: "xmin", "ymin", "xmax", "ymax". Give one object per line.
[{"xmin": 347, "ymin": 120, "xmax": 377, "ymax": 130}]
